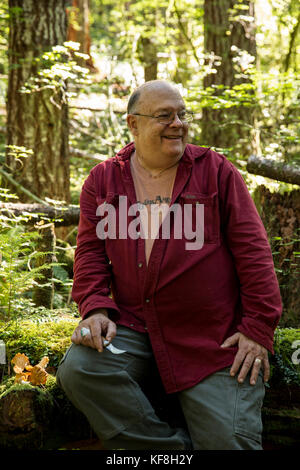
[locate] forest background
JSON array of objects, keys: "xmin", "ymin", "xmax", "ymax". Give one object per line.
[{"xmin": 0, "ymin": 0, "xmax": 299, "ymax": 450}]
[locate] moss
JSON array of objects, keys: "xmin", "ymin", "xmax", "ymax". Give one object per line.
[
  {"xmin": 273, "ymin": 328, "xmax": 300, "ymax": 362},
  {"xmin": 0, "ymin": 317, "xmax": 79, "ymax": 370},
  {"xmin": 1, "ymin": 319, "xmax": 299, "ymax": 388},
  {"xmin": 0, "ymin": 374, "xmax": 56, "ymax": 414},
  {"xmin": 0, "ymin": 317, "xmax": 92, "ymax": 448},
  {"xmin": 0, "ymin": 379, "xmax": 35, "ymax": 400},
  {"xmin": 0, "ymin": 372, "xmax": 92, "ymax": 449},
  {"xmin": 270, "ymin": 328, "xmax": 300, "ymax": 386}
]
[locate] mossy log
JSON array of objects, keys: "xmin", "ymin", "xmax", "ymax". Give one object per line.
[
  {"xmin": 0, "ymin": 377, "xmax": 95, "ymax": 450},
  {"xmin": 0, "ymin": 385, "xmax": 54, "ymax": 449},
  {"xmin": 252, "ymin": 185, "xmax": 300, "ymax": 327},
  {"xmin": 247, "ymin": 155, "xmax": 300, "ymax": 186},
  {"xmin": 261, "ymin": 385, "xmax": 300, "ymax": 449},
  {"xmin": 0, "ymin": 202, "xmax": 80, "ymax": 227},
  {"xmin": 0, "ymin": 375, "xmax": 300, "ymax": 450}
]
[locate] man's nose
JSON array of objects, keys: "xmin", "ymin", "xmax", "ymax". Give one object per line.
[{"xmin": 169, "ymin": 114, "xmax": 184, "ymax": 126}]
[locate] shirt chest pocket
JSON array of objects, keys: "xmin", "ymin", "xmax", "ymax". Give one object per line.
[{"xmin": 179, "ymin": 192, "xmax": 220, "ymax": 244}]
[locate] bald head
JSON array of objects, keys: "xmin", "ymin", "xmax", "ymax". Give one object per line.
[
  {"xmin": 126, "ymin": 79, "xmax": 188, "ymax": 168},
  {"xmin": 127, "ymin": 80, "xmax": 182, "ymax": 115}
]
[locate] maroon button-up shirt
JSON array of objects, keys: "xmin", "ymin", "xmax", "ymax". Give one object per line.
[{"xmin": 72, "ymin": 142, "xmax": 282, "ymax": 393}]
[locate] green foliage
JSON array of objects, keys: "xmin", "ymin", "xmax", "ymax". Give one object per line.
[
  {"xmin": 257, "ymin": 0, "xmax": 300, "ymax": 72},
  {"xmin": 81, "ymin": 0, "xmax": 300, "ymax": 168},
  {"xmin": 0, "ymin": 222, "xmax": 53, "ymax": 323},
  {"xmin": 1, "ymin": 317, "xmax": 299, "ymax": 389},
  {"xmin": 0, "ymin": 187, "xmax": 76, "ymax": 321},
  {"xmin": 19, "ymin": 41, "xmax": 92, "ymax": 104},
  {"xmin": 0, "ymin": 317, "xmax": 78, "ymax": 371},
  {"xmin": 0, "ymin": 0, "xmax": 8, "ymax": 74},
  {"xmin": 186, "ymin": 68, "xmax": 300, "ymax": 163},
  {"xmin": 270, "ymin": 328, "xmax": 300, "ymax": 386},
  {"xmin": 91, "ymin": 0, "xmax": 202, "ymax": 80}
]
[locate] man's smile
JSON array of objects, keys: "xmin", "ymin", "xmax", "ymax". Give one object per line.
[{"xmin": 162, "ymin": 135, "xmax": 182, "ymax": 140}]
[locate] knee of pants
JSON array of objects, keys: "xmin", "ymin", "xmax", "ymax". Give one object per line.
[
  {"xmin": 56, "ymin": 343, "xmax": 104, "ymax": 397},
  {"xmin": 56, "ymin": 341, "xmax": 123, "ymax": 387},
  {"xmin": 55, "ymin": 343, "xmax": 154, "ymax": 441}
]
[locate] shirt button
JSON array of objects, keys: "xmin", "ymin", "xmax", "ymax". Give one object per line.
[
  {"xmin": 144, "ymin": 326, "xmax": 148, "ymax": 330},
  {"xmin": 138, "ymin": 262, "xmax": 143, "ymax": 268},
  {"xmin": 130, "ymin": 323, "xmax": 134, "ymax": 326},
  {"xmin": 145, "ymin": 298, "xmax": 150, "ymax": 303}
]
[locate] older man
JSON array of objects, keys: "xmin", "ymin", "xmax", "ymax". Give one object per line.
[{"xmin": 56, "ymin": 80, "xmax": 282, "ymax": 450}]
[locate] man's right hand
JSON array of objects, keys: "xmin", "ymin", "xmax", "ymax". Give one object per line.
[{"xmin": 71, "ymin": 309, "xmax": 117, "ymax": 352}]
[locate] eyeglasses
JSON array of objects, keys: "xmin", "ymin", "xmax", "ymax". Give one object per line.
[{"xmin": 131, "ymin": 110, "xmax": 193, "ymax": 125}]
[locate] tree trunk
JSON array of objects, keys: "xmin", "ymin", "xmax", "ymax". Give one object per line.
[
  {"xmin": 139, "ymin": 36, "xmax": 158, "ymax": 82},
  {"xmin": 67, "ymin": 0, "xmax": 96, "ymax": 71},
  {"xmin": 0, "ymin": 383, "xmax": 93, "ymax": 450},
  {"xmin": 173, "ymin": 1, "xmax": 192, "ymax": 86},
  {"xmin": 253, "ymin": 185, "xmax": 300, "ymax": 327},
  {"xmin": 202, "ymin": 0, "xmax": 257, "ymax": 157},
  {"xmin": 5, "ymin": 0, "xmax": 70, "ymax": 205},
  {"xmin": 32, "ymin": 223, "xmax": 56, "ymax": 309}
]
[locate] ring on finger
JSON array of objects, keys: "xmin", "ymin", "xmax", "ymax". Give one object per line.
[
  {"xmin": 81, "ymin": 327, "xmax": 90, "ymax": 338},
  {"xmin": 254, "ymin": 357, "xmax": 262, "ymax": 365}
]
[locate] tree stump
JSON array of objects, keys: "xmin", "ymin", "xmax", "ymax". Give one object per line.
[
  {"xmin": 0, "ymin": 378, "xmax": 93, "ymax": 450},
  {"xmin": 253, "ymin": 185, "xmax": 300, "ymax": 327},
  {"xmin": 0, "ymin": 386, "xmax": 54, "ymax": 449},
  {"xmin": 262, "ymin": 385, "xmax": 300, "ymax": 449}
]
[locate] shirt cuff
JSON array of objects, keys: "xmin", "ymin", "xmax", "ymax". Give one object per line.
[
  {"xmin": 79, "ymin": 296, "xmax": 120, "ymax": 322},
  {"xmin": 237, "ymin": 316, "xmax": 276, "ymax": 354}
]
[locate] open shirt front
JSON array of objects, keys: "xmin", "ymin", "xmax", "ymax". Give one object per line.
[{"xmin": 72, "ymin": 142, "xmax": 282, "ymax": 393}]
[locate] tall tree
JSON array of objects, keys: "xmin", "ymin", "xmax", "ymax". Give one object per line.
[
  {"xmin": 136, "ymin": 3, "xmax": 158, "ymax": 82},
  {"xmin": 67, "ymin": 0, "xmax": 96, "ymax": 71},
  {"xmin": 202, "ymin": 0, "xmax": 257, "ymax": 156},
  {"xmin": 5, "ymin": 0, "xmax": 70, "ymax": 204},
  {"xmin": 138, "ymin": 36, "xmax": 158, "ymax": 82}
]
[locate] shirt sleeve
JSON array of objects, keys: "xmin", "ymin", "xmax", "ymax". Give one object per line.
[
  {"xmin": 219, "ymin": 157, "xmax": 282, "ymax": 353},
  {"xmin": 71, "ymin": 168, "xmax": 120, "ymax": 320}
]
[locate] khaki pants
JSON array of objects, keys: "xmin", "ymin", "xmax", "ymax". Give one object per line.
[{"xmin": 56, "ymin": 325, "xmax": 265, "ymax": 450}]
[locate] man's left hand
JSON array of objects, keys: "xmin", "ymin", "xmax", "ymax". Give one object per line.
[{"xmin": 221, "ymin": 332, "xmax": 269, "ymax": 385}]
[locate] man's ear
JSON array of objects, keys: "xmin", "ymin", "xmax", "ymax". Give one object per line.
[{"xmin": 127, "ymin": 115, "xmax": 139, "ymax": 136}]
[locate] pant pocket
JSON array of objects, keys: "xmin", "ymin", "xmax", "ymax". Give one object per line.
[
  {"xmin": 58, "ymin": 344, "xmax": 73, "ymax": 366},
  {"xmin": 233, "ymin": 376, "xmax": 265, "ymax": 444},
  {"xmin": 56, "ymin": 344, "xmax": 73, "ymax": 388}
]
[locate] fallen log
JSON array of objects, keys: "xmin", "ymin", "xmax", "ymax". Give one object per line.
[
  {"xmin": 0, "ymin": 202, "xmax": 80, "ymax": 226},
  {"xmin": 0, "ymin": 386, "xmax": 54, "ymax": 449},
  {"xmin": 247, "ymin": 155, "xmax": 300, "ymax": 186},
  {"xmin": 69, "ymin": 146, "xmax": 108, "ymax": 162},
  {"xmin": 0, "ymin": 376, "xmax": 299, "ymax": 449},
  {"xmin": 0, "ymin": 378, "xmax": 93, "ymax": 450}
]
